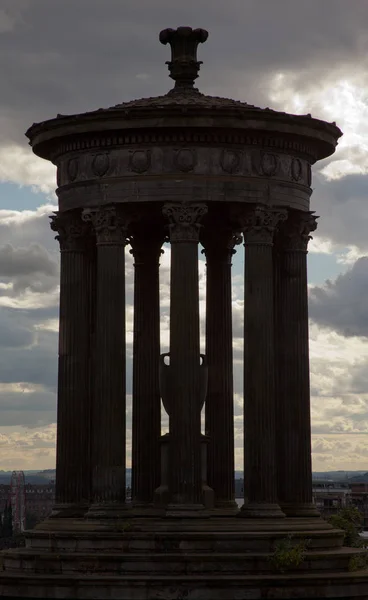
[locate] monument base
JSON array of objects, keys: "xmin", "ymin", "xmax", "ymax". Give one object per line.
[{"xmin": 0, "ymin": 515, "xmax": 368, "ymax": 599}]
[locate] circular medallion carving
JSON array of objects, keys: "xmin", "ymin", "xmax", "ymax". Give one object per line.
[
  {"xmin": 307, "ymin": 164, "xmax": 312, "ymax": 187},
  {"xmin": 129, "ymin": 150, "xmax": 151, "ymax": 173},
  {"xmin": 220, "ymin": 149, "xmax": 241, "ymax": 174},
  {"xmin": 175, "ymin": 148, "xmax": 196, "ymax": 172},
  {"xmin": 291, "ymin": 158, "xmax": 302, "ymax": 181},
  {"xmin": 92, "ymin": 153, "xmax": 110, "ymax": 177},
  {"xmin": 261, "ymin": 153, "xmax": 278, "ymax": 177},
  {"xmin": 67, "ymin": 158, "xmax": 79, "ymax": 182}
]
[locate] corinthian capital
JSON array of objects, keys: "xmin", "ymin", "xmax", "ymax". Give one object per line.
[
  {"xmin": 163, "ymin": 202, "xmax": 207, "ymax": 242},
  {"xmin": 82, "ymin": 205, "xmax": 129, "ymax": 245},
  {"xmin": 281, "ymin": 211, "xmax": 319, "ymax": 252},
  {"xmin": 238, "ymin": 205, "xmax": 287, "ymax": 245},
  {"xmin": 49, "ymin": 210, "xmax": 90, "ymax": 252}
]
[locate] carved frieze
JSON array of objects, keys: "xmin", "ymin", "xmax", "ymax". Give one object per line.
[
  {"xmin": 92, "ymin": 153, "xmax": 110, "ymax": 177},
  {"xmin": 129, "ymin": 149, "xmax": 151, "ymax": 173},
  {"xmin": 67, "ymin": 158, "xmax": 79, "ymax": 182},
  {"xmin": 220, "ymin": 149, "xmax": 241, "ymax": 174},
  {"xmin": 57, "ymin": 145, "xmax": 312, "ymax": 189},
  {"xmin": 291, "ymin": 158, "xmax": 302, "ymax": 182},
  {"xmin": 174, "ymin": 148, "xmax": 196, "ymax": 172},
  {"xmin": 260, "ymin": 153, "xmax": 279, "ymax": 177}
]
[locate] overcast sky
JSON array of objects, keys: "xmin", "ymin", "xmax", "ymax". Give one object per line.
[{"xmin": 1, "ymin": 0, "xmax": 368, "ymax": 473}]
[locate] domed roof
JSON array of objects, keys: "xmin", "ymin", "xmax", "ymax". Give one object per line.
[
  {"xmin": 98, "ymin": 27, "xmax": 278, "ymax": 115},
  {"xmin": 26, "ymin": 26, "xmax": 342, "ymax": 163}
]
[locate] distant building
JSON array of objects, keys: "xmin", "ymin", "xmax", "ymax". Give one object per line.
[
  {"xmin": 350, "ymin": 483, "xmax": 368, "ymax": 530},
  {"xmin": 312, "ymin": 479, "xmax": 351, "ymax": 516},
  {"xmin": 10, "ymin": 471, "xmax": 26, "ymax": 533}
]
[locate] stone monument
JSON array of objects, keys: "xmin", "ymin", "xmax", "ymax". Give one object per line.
[{"xmin": 0, "ymin": 25, "xmax": 367, "ymax": 599}]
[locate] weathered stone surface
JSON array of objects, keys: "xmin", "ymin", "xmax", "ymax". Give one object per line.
[
  {"xmin": 49, "ymin": 210, "xmax": 94, "ymax": 513},
  {"xmin": 161, "ymin": 202, "xmax": 207, "ymax": 511},
  {"xmin": 237, "ymin": 205, "xmax": 287, "ymax": 518},
  {"xmin": 275, "ymin": 210, "xmax": 320, "ymax": 517},
  {"xmin": 82, "ymin": 206, "xmax": 130, "ymax": 511},
  {"xmin": 129, "ymin": 219, "xmax": 164, "ymax": 506},
  {"xmin": 202, "ymin": 217, "xmax": 239, "ymax": 510}
]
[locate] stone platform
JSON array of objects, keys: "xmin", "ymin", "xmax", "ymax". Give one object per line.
[{"xmin": 0, "ymin": 516, "xmax": 368, "ymax": 599}]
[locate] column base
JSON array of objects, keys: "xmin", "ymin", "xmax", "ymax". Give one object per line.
[
  {"xmin": 280, "ymin": 502, "xmax": 321, "ymax": 518},
  {"xmin": 212, "ymin": 499, "xmax": 239, "ymax": 516},
  {"xmin": 87, "ymin": 503, "xmax": 132, "ymax": 519},
  {"xmin": 49, "ymin": 503, "xmax": 89, "ymax": 519},
  {"xmin": 239, "ymin": 502, "xmax": 285, "ymax": 518},
  {"xmin": 165, "ymin": 503, "xmax": 209, "ymax": 518}
]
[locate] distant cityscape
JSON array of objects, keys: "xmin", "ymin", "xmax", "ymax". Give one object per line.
[{"xmin": 0, "ymin": 468, "xmax": 366, "ymax": 538}]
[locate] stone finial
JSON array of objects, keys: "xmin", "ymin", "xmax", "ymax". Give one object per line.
[{"xmin": 159, "ymin": 26, "xmax": 209, "ymax": 90}]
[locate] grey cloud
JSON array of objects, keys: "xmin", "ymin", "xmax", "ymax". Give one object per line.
[
  {"xmin": 0, "ymin": 243, "xmax": 59, "ymax": 297},
  {"xmin": 310, "ymin": 173, "xmax": 368, "ymax": 251},
  {"xmin": 309, "ymin": 256, "xmax": 368, "ymax": 337},
  {"xmin": 0, "ymin": 308, "xmax": 35, "ymax": 348},
  {"xmin": 0, "ymin": 389, "xmax": 56, "ymax": 427},
  {"xmin": 0, "ymin": 243, "xmax": 57, "ymax": 277},
  {"xmin": 0, "ymin": 329, "xmax": 57, "ymax": 390}
]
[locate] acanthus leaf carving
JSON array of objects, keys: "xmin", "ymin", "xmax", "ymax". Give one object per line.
[
  {"xmin": 281, "ymin": 211, "xmax": 319, "ymax": 252},
  {"xmin": 163, "ymin": 202, "xmax": 207, "ymax": 242},
  {"xmin": 239, "ymin": 205, "xmax": 287, "ymax": 245},
  {"xmin": 50, "ymin": 210, "xmax": 90, "ymax": 252},
  {"xmin": 82, "ymin": 205, "xmax": 130, "ymax": 245}
]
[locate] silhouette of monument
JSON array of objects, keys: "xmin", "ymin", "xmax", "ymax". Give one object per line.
[{"xmin": 1, "ymin": 26, "xmax": 367, "ymax": 599}]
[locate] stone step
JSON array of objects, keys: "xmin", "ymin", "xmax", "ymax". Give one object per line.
[
  {"xmin": 2, "ymin": 547, "xmax": 364, "ymax": 576},
  {"xmin": 26, "ymin": 528, "xmax": 344, "ymax": 553},
  {"xmin": 1, "ymin": 568, "xmax": 368, "ymax": 600}
]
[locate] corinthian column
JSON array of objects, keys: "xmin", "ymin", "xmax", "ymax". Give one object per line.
[
  {"xmin": 129, "ymin": 224, "xmax": 164, "ymax": 506},
  {"xmin": 239, "ymin": 205, "xmax": 286, "ymax": 518},
  {"xmin": 201, "ymin": 225, "xmax": 240, "ymax": 511},
  {"xmin": 162, "ymin": 202, "xmax": 207, "ymax": 512},
  {"xmin": 275, "ymin": 210, "xmax": 319, "ymax": 517},
  {"xmin": 83, "ymin": 205, "xmax": 129, "ymax": 514},
  {"xmin": 50, "ymin": 210, "xmax": 94, "ymax": 516}
]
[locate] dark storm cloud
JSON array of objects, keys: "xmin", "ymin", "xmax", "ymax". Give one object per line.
[
  {"xmin": 309, "ymin": 256, "xmax": 368, "ymax": 337},
  {"xmin": 2, "ymin": 0, "xmax": 368, "ymax": 145}
]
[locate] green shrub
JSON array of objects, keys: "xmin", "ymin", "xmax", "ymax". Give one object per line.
[
  {"xmin": 328, "ymin": 506, "xmax": 364, "ymax": 547},
  {"xmin": 270, "ymin": 535, "xmax": 310, "ymax": 573}
]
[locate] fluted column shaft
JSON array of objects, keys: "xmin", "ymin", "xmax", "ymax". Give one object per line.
[
  {"xmin": 130, "ymin": 229, "xmax": 163, "ymax": 505},
  {"xmin": 275, "ymin": 210, "xmax": 319, "ymax": 516},
  {"xmin": 240, "ymin": 205, "xmax": 286, "ymax": 518},
  {"xmin": 163, "ymin": 202, "xmax": 207, "ymax": 509},
  {"xmin": 50, "ymin": 211, "xmax": 93, "ymax": 512},
  {"xmin": 202, "ymin": 228, "xmax": 238, "ymax": 509},
  {"xmin": 83, "ymin": 206, "xmax": 129, "ymax": 509}
]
